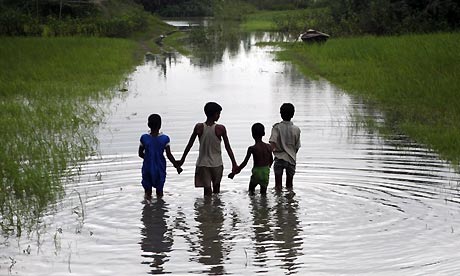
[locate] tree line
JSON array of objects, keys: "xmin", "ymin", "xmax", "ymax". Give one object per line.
[
  {"xmin": 1, "ymin": 0, "xmax": 459, "ymax": 36},
  {"xmin": 0, "ymin": 0, "xmax": 152, "ymax": 37},
  {"xmin": 135, "ymin": 0, "xmax": 460, "ymax": 35}
]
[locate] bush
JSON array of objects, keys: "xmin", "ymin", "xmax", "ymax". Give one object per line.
[{"xmin": 0, "ymin": 8, "xmax": 149, "ymax": 38}]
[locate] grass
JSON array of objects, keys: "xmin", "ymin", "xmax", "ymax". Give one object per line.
[
  {"xmin": 276, "ymin": 33, "xmax": 460, "ymax": 166},
  {"xmin": 241, "ymin": 8, "xmax": 335, "ymax": 36},
  {"xmin": 241, "ymin": 11, "xmax": 280, "ymax": 32},
  {"xmin": 0, "ymin": 37, "xmax": 140, "ymax": 235},
  {"xmin": 163, "ymin": 31, "xmax": 191, "ymax": 56}
]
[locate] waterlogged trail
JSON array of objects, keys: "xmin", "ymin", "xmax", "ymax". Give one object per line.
[{"xmin": 2, "ymin": 33, "xmax": 460, "ymax": 275}]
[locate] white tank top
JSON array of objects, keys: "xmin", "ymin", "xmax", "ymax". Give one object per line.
[{"xmin": 196, "ymin": 123, "xmax": 223, "ymax": 167}]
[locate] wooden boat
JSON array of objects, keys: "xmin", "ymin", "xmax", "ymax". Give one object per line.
[{"xmin": 300, "ymin": 29, "xmax": 330, "ymax": 43}]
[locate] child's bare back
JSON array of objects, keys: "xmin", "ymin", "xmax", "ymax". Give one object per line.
[
  {"xmin": 229, "ymin": 123, "xmax": 273, "ymax": 195},
  {"xmin": 249, "ymin": 141, "xmax": 272, "ymax": 167}
]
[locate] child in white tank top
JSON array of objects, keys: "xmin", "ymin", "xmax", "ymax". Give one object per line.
[{"xmin": 179, "ymin": 102, "xmax": 238, "ymax": 196}]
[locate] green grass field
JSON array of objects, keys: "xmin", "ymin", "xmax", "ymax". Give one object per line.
[
  {"xmin": 0, "ymin": 37, "xmax": 139, "ymax": 235},
  {"xmin": 241, "ymin": 11, "xmax": 280, "ymax": 31},
  {"xmin": 277, "ymin": 33, "xmax": 460, "ymax": 165}
]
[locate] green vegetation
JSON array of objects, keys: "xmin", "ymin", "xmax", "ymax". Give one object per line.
[
  {"xmin": 0, "ymin": 0, "xmax": 176, "ymax": 237},
  {"xmin": 163, "ymin": 31, "xmax": 191, "ymax": 56},
  {"xmin": 0, "ymin": 0, "xmax": 173, "ymax": 39},
  {"xmin": 241, "ymin": 8, "xmax": 334, "ymax": 35},
  {"xmin": 276, "ymin": 33, "xmax": 460, "ymax": 165},
  {"xmin": 0, "ymin": 37, "xmax": 140, "ymax": 235},
  {"xmin": 241, "ymin": 1, "xmax": 460, "ymax": 36},
  {"xmin": 241, "ymin": 10, "xmax": 281, "ymax": 31}
]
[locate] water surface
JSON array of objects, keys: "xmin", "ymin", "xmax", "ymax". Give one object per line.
[{"xmin": 2, "ymin": 32, "xmax": 460, "ymax": 275}]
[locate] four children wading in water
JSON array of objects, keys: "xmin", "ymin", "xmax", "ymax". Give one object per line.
[{"xmin": 138, "ymin": 102, "xmax": 301, "ymax": 199}]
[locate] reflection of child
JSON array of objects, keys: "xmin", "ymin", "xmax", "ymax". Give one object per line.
[
  {"xmin": 229, "ymin": 123, "xmax": 273, "ymax": 195},
  {"xmin": 179, "ymin": 102, "xmax": 237, "ymax": 196},
  {"xmin": 269, "ymin": 103, "xmax": 301, "ymax": 191},
  {"xmin": 138, "ymin": 114, "xmax": 182, "ymax": 200}
]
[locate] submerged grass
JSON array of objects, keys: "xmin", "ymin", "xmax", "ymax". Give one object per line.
[
  {"xmin": 277, "ymin": 33, "xmax": 460, "ymax": 165},
  {"xmin": 0, "ymin": 37, "xmax": 139, "ymax": 235}
]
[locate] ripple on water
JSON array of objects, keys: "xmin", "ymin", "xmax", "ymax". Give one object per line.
[{"xmin": 2, "ymin": 32, "xmax": 460, "ymax": 275}]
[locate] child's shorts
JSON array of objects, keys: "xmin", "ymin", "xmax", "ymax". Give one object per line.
[
  {"xmin": 273, "ymin": 158, "xmax": 296, "ymax": 176},
  {"xmin": 250, "ymin": 166, "xmax": 270, "ymax": 187},
  {"xmin": 142, "ymin": 171, "xmax": 165, "ymax": 192},
  {"xmin": 195, "ymin": 166, "xmax": 223, "ymax": 188}
]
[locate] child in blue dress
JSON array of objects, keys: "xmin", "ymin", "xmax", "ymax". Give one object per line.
[{"xmin": 138, "ymin": 114, "xmax": 182, "ymax": 200}]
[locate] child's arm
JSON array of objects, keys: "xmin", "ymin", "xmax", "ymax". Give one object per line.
[
  {"xmin": 165, "ymin": 145, "xmax": 183, "ymax": 174},
  {"xmin": 228, "ymin": 147, "xmax": 252, "ymax": 179},
  {"xmin": 220, "ymin": 126, "xmax": 238, "ymax": 172},
  {"xmin": 238, "ymin": 147, "xmax": 252, "ymax": 172},
  {"xmin": 268, "ymin": 144, "xmax": 274, "ymax": 167},
  {"xmin": 138, "ymin": 144, "xmax": 145, "ymax": 159},
  {"xmin": 179, "ymin": 124, "xmax": 200, "ymax": 166},
  {"xmin": 269, "ymin": 125, "xmax": 279, "ymax": 152}
]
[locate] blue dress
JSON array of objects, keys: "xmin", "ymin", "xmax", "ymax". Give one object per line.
[{"xmin": 140, "ymin": 133, "xmax": 170, "ymax": 192}]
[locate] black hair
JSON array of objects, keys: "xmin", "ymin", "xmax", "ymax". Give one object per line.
[
  {"xmin": 147, "ymin": 114, "xmax": 161, "ymax": 130},
  {"xmin": 251, "ymin": 123, "xmax": 265, "ymax": 139},
  {"xmin": 280, "ymin": 103, "xmax": 295, "ymax": 121},
  {"xmin": 204, "ymin": 102, "xmax": 222, "ymax": 118}
]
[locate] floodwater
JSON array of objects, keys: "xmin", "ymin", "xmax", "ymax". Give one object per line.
[{"xmin": 2, "ymin": 30, "xmax": 460, "ymax": 275}]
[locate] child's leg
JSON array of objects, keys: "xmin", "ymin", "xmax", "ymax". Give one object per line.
[
  {"xmin": 285, "ymin": 162, "xmax": 296, "ymax": 190},
  {"xmin": 196, "ymin": 167, "xmax": 213, "ymax": 196},
  {"xmin": 154, "ymin": 177, "xmax": 165, "ymax": 198},
  {"xmin": 260, "ymin": 185, "xmax": 267, "ymax": 196},
  {"xmin": 274, "ymin": 172, "xmax": 283, "ymax": 191},
  {"xmin": 248, "ymin": 181, "xmax": 257, "ymax": 195},
  {"xmin": 210, "ymin": 166, "xmax": 223, "ymax": 194},
  {"xmin": 204, "ymin": 186, "xmax": 213, "ymax": 196},
  {"xmin": 144, "ymin": 188, "xmax": 152, "ymax": 200},
  {"xmin": 273, "ymin": 159, "xmax": 283, "ymax": 191},
  {"xmin": 142, "ymin": 172, "xmax": 153, "ymax": 200},
  {"xmin": 286, "ymin": 174, "xmax": 294, "ymax": 190}
]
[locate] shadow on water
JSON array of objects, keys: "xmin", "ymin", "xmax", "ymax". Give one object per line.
[{"xmin": 140, "ymin": 199, "xmax": 173, "ymax": 274}]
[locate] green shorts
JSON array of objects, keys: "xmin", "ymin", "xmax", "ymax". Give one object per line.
[{"xmin": 250, "ymin": 166, "xmax": 270, "ymax": 187}]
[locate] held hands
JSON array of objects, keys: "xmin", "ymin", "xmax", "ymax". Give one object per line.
[
  {"xmin": 228, "ymin": 166, "xmax": 241, "ymax": 179},
  {"xmin": 173, "ymin": 160, "xmax": 183, "ymax": 174}
]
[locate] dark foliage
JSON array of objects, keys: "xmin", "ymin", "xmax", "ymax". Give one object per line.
[
  {"xmin": 0, "ymin": 0, "xmax": 150, "ymax": 37},
  {"xmin": 1, "ymin": 0, "xmax": 459, "ymax": 36},
  {"xmin": 134, "ymin": 0, "xmax": 214, "ymax": 17},
  {"xmin": 312, "ymin": 0, "xmax": 460, "ymax": 35}
]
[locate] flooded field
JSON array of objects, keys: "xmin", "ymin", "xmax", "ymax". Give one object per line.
[{"xmin": 2, "ymin": 32, "xmax": 460, "ymax": 275}]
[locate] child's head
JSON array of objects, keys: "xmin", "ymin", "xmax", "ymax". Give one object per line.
[
  {"xmin": 251, "ymin": 123, "xmax": 265, "ymax": 140},
  {"xmin": 280, "ymin": 103, "xmax": 295, "ymax": 121},
  {"xmin": 147, "ymin": 114, "xmax": 161, "ymax": 130},
  {"xmin": 204, "ymin": 102, "xmax": 222, "ymax": 120}
]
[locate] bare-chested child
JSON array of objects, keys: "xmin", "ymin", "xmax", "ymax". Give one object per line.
[{"xmin": 229, "ymin": 123, "xmax": 273, "ymax": 195}]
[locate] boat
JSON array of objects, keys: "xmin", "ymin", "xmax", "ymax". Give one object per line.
[{"xmin": 300, "ymin": 29, "xmax": 330, "ymax": 43}]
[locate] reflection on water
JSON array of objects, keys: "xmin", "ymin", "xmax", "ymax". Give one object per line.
[
  {"xmin": 2, "ymin": 21, "xmax": 460, "ymax": 275},
  {"xmin": 140, "ymin": 199, "xmax": 173, "ymax": 274},
  {"xmin": 185, "ymin": 21, "xmax": 290, "ymax": 67},
  {"xmin": 273, "ymin": 194, "xmax": 302, "ymax": 274},
  {"xmin": 145, "ymin": 52, "xmax": 177, "ymax": 78},
  {"xmin": 193, "ymin": 197, "xmax": 228, "ymax": 274},
  {"xmin": 250, "ymin": 194, "xmax": 303, "ymax": 274}
]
